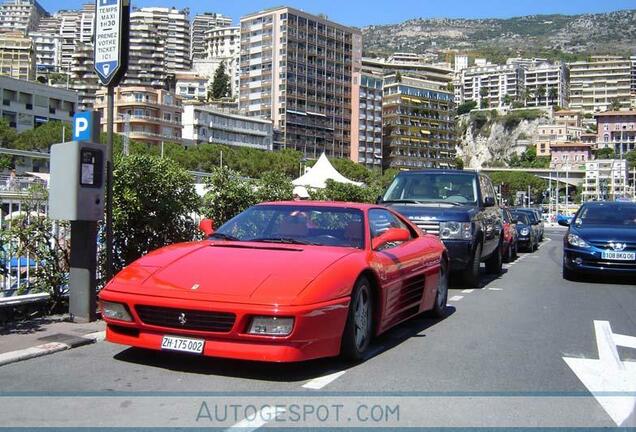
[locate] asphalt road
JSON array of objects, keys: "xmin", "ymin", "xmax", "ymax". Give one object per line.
[{"xmin": 1, "ymin": 227, "xmax": 635, "ymax": 428}]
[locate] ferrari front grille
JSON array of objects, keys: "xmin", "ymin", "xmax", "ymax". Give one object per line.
[{"xmin": 135, "ymin": 305, "xmax": 236, "ymax": 333}]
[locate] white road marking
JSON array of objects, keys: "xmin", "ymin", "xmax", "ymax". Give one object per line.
[
  {"xmin": 225, "ymin": 405, "xmax": 286, "ymax": 431},
  {"xmin": 563, "ymin": 320, "xmax": 636, "ymax": 426},
  {"xmin": 461, "ymin": 289, "xmax": 474, "ymax": 294},
  {"xmin": 449, "ymin": 295, "xmax": 464, "ymax": 301},
  {"xmin": 302, "ymin": 370, "xmax": 347, "ymax": 389},
  {"xmin": 488, "ymin": 288, "xmax": 503, "ymax": 291}
]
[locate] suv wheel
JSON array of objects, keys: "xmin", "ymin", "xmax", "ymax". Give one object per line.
[
  {"xmin": 462, "ymin": 243, "xmax": 482, "ymax": 288},
  {"xmin": 485, "ymin": 242, "xmax": 503, "ymax": 274}
]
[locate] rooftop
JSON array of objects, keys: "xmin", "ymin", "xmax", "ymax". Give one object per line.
[{"xmin": 594, "ymin": 110, "xmax": 636, "ymax": 118}]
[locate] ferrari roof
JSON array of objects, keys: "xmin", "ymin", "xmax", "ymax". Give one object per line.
[{"xmin": 292, "ymin": 153, "xmax": 363, "ymax": 189}]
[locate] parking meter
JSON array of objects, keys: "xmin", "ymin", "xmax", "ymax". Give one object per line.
[{"xmin": 49, "ymin": 141, "xmax": 106, "ymax": 222}]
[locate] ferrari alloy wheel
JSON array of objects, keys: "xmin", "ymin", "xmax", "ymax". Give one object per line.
[
  {"xmin": 431, "ymin": 259, "xmax": 448, "ymax": 318},
  {"xmin": 341, "ymin": 277, "xmax": 373, "ymax": 361}
]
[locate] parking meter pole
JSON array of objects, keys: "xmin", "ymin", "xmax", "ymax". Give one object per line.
[
  {"xmin": 106, "ymin": 85, "xmax": 114, "ymax": 282},
  {"xmin": 69, "ymin": 221, "xmax": 98, "ymax": 322}
]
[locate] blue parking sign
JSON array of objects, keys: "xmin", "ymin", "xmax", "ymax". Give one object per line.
[{"xmin": 73, "ymin": 112, "xmax": 93, "ymax": 142}]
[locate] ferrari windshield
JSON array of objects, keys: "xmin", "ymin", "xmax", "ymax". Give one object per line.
[
  {"xmin": 383, "ymin": 173, "xmax": 478, "ymax": 204},
  {"xmin": 573, "ymin": 203, "xmax": 636, "ymax": 227},
  {"xmin": 213, "ymin": 205, "xmax": 365, "ymax": 248}
]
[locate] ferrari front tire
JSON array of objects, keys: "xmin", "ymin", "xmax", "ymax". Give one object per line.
[
  {"xmin": 431, "ymin": 260, "xmax": 448, "ymax": 318},
  {"xmin": 341, "ymin": 277, "xmax": 373, "ymax": 362}
]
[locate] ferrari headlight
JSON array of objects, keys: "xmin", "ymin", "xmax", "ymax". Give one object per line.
[
  {"xmin": 520, "ymin": 228, "xmax": 530, "ymax": 236},
  {"xmin": 567, "ymin": 233, "xmax": 590, "ymax": 248},
  {"xmin": 100, "ymin": 301, "xmax": 132, "ymax": 322},
  {"xmin": 439, "ymin": 222, "xmax": 472, "ymax": 240},
  {"xmin": 248, "ymin": 316, "xmax": 294, "ymax": 336}
]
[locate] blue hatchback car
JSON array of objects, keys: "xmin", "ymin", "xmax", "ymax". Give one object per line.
[{"xmin": 560, "ymin": 201, "xmax": 636, "ymax": 280}]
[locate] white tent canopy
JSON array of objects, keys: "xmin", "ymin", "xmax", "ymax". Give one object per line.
[{"xmin": 292, "ymin": 153, "xmax": 363, "ymax": 189}]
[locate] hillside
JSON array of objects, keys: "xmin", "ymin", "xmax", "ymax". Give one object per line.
[{"xmin": 362, "ymin": 9, "xmax": 636, "ymax": 60}]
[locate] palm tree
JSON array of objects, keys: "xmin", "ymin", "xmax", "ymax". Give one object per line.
[
  {"xmin": 548, "ymin": 87, "xmax": 558, "ymax": 107},
  {"xmin": 537, "ymin": 85, "xmax": 546, "ymax": 107}
]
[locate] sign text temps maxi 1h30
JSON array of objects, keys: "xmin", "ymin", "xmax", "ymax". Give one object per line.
[{"xmin": 94, "ymin": 0, "xmax": 126, "ymax": 86}]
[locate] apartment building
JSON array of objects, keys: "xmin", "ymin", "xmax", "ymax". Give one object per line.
[
  {"xmin": 130, "ymin": 7, "xmax": 191, "ymax": 72},
  {"xmin": 239, "ymin": 7, "xmax": 362, "ymax": 159},
  {"xmin": 631, "ymin": 55, "xmax": 636, "ymax": 96},
  {"xmin": 0, "ymin": 0, "xmax": 46, "ymax": 35},
  {"xmin": 595, "ymin": 110, "xmax": 636, "ymax": 154},
  {"xmin": 0, "ymin": 32, "xmax": 36, "ymax": 81},
  {"xmin": 535, "ymin": 124, "xmax": 584, "ymax": 157},
  {"xmin": 0, "ymin": 75, "xmax": 77, "ymax": 132},
  {"xmin": 69, "ymin": 42, "xmax": 98, "ymax": 110},
  {"xmin": 382, "ymin": 74, "xmax": 456, "ymax": 170},
  {"xmin": 454, "ymin": 54, "xmax": 468, "ymax": 73},
  {"xmin": 554, "ymin": 109, "xmax": 582, "ymax": 127},
  {"xmin": 95, "ymin": 87, "xmax": 183, "ymax": 145},
  {"xmin": 569, "ymin": 56, "xmax": 632, "ymax": 115},
  {"xmin": 549, "ymin": 142, "xmax": 593, "ymax": 170},
  {"xmin": 354, "ymin": 72, "xmax": 383, "ymax": 169},
  {"xmin": 122, "ymin": 20, "xmax": 167, "ymax": 88},
  {"xmin": 29, "ymin": 30, "xmax": 59, "ymax": 72},
  {"xmin": 191, "ymin": 12, "xmax": 232, "ymax": 60},
  {"xmin": 175, "ymin": 72, "xmax": 207, "ymax": 101},
  {"xmin": 206, "ymin": 26, "xmax": 239, "ymax": 59},
  {"xmin": 182, "ymin": 104, "xmax": 272, "ymax": 150},
  {"xmin": 362, "ymin": 57, "xmax": 453, "ymax": 87},
  {"xmin": 523, "ymin": 61, "xmax": 569, "ymax": 108},
  {"xmin": 582, "ymin": 159, "xmax": 628, "ymax": 201},
  {"xmin": 459, "ymin": 63, "xmax": 524, "ymax": 108}
]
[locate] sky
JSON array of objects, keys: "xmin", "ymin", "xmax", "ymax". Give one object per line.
[{"xmin": 38, "ymin": 0, "xmax": 636, "ymax": 27}]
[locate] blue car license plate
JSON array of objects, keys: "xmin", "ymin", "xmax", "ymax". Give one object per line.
[{"xmin": 601, "ymin": 251, "xmax": 635, "ymax": 261}]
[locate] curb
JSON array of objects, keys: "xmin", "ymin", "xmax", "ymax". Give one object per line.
[{"xmin": 0, "ymin": 330, "xmax": 105, "ymax": 367}]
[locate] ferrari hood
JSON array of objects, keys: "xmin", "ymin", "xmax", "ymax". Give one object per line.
[{"xmin": 106, "ymin": 241, "xmax": 357, "ymax": 305}]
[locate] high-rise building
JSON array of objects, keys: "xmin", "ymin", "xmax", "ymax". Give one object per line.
[
  {"xmin": 191, "ymin": 12, "xmax": 231, "ymax": 60},
  {"xmin": 354, "ymin": 72, "xmax": 383, "ymax": 169},
  {"xmin": 630, "ymin": 55, "xmax": 636, "ymax": 96},
  {"xmin": 239, "ymin": 7, "xmax": 362, "ymax": 159},
  {"xmin": 29, "ymin": 30, "xmax": 59, "ymax": 72},
  {"xmin": 130, "ymin": 7, "xmax": 191, "ymax": 72},
  {"xmin": 0, "ymin": 0, "xmax": 47, "ymax": 35},
  {"xmin": 454, "ymin": 55, "xmax": 468, "ymax": 73},
  {"xmin": 522, "ymin": 61, "xmax": 569, "ymax": 108},
  {"xmin": 94, "ymin": 86, "xmax": 184, "ymax": 146},
  {"xmin": 583, "ymin": 159, "xmax": 628, "ymax": 201},
  {"xmin": 459, "ymin": 63, "xmax": 524, "ymax": 108},
  {"xmin": 205, "ymin": 26, "xmax": 239, "ymax": 59},
  {"xmin": 362, "ymin": 57, "xmax": 453, "ymax": 87},
  {"xmin": 382, "ymin": 74, "xmax": 456, "ymax": 170},
  {"xmin": 0, "ymin": 32, "xmax": 36, "ymax": 81},
  {"xmin": 123, "ymin": 19, "xmax": 167, "ymax": 87},
  {"xmin": 69, "ymin": 42, "xmax": 99, "ymax": 110},
  {"xmin": 568, "ymin": 56, "xmax": 632, "ymax": 115}
]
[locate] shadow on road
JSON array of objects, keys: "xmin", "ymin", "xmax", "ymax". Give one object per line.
[
  {"xmin": 112, "ymin": 308, "xmax": 456, "ymax": 381},
  {"xmin": 0, "ymin": 315, "xmax": 71, "ymax": 336}
]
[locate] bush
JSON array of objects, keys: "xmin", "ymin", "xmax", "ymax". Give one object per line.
[
  {"xmin": 502, "ymin": 109, "xmax": 544, "ymax": 130},
  {"xmin": 309, "ymin": 180, "xmax": 382, "ymax": 203},
  {"xmin": 109, "ymin": 154, "xmax": 201, "ymax": 274},
  {"xmin": 201, "ymin": 167, "xmax": 257, "ymax": 227},
  {"xmin": 457, "ymin": 100, "xmax": 477, "ymax": 115}
]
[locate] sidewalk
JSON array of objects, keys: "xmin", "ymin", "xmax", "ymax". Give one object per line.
[{"xmin": 0, "ymin": 315, "xmax": 105, "ymax": 366}]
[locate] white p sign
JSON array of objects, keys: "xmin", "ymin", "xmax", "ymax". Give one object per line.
[{"xmin": 73, "ymin": 112, "xmax": 94, "ymax": 142}]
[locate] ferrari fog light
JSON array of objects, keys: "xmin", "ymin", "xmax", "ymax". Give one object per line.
[
  {"xmin": 100, "ymin": 301, "xmax": 132, "ymax": 322},
  {"xmin": 248, "ymin": 316, "xmax": 294, "ymax": 336}
]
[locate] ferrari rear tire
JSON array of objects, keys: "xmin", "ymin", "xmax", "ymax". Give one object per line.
[
  {"xmin": 431, "ymin": 259, "xmax": 448, "ymax": 318},
  {"xmin": 341, "ymin": 277, "xmax": 373, "ymax": 362}
]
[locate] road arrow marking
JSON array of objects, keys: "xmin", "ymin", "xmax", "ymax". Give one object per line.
[{"xmin": 563, "ymin": 320, "xmax": 636, "ymax": 427}]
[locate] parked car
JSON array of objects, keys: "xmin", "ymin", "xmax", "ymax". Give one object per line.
[
  {"xmin": 517, "ymin": 208, "xmax": 544, "ymax": 241},
  {"xmin": 99, "ymin": 201, "xmax": 449, "ymax": 362},
  {"xmin": 560, "ymin": 201, "xmax": 636, "ymax": 280},
  {"xmin": 511, "ymin": 210, "xmax": 538, "ymax": 252},
  {"xmin": 379, "ymin": 169, "xmax": 503, "ymax": 288},
  {"xmin": 557, "ymin": 213, "xmax": 574, "ymax": 226},
  {"xmin": 501, "ymin": 208, "xmax": 518, "ymax": 262}
]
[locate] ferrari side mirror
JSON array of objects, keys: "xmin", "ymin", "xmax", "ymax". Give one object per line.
[
  {"xmin": 199, "ymin": 218, "xmax": 215, "ymax": 237},
  {"xmin": 372, "ymin": 228, "xmax": 410, "ymax": 250}
]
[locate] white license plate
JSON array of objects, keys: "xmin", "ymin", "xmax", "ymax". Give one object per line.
[
  {"xmin": 601, "ymin": 251, "xmax": 636, "ymax": 261},
  {"xmin": 161, "ymin": 335, "xmax": 205, "ymax": 354}
]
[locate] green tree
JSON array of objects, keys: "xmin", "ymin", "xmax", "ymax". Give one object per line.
[
  {"xmin": 457, "ymin": 100, "xmax": 477, "ymax": 115},
  {"xmin": 210, "ymin": 61, "xmax": 231, "ymax": 100},
  {"xmin": 595, "ymin": 147, "xmax": 616, "ymax": 159},
  {"xmin": 548, "ymin": 87, "xmax": 558, "ymax": 105},
  {"xmin": 609, "ymin": 98, "xmax": 622, "ymax": 111},
  {"xmin": 309, "ymin": 179, "xmax": 381, "ymax": 203},
  {"xmin": 454, "ymin": 156, "xmax": 465, "ymax": 170},
  {"xmin": 479, "ymin": 87, "xmax": 489, "ymax": 109},
  {"xmin": 13, "ymin": 121, "xmax": 71, "ymax": 151},
  {"xmin": 626, "ymin": 150, "xmax": 636, "ymax": 170},
  {"xmin": 486, "ymin": 171, "xmax": 547, "ymax": 205},
  {"xmin": 503, "ymin": 94, "xmax": 512, "ymax": 107},
  {"xmin": 254, "ymin": 171, "xmax": 294, "ymax": 202},
  {"xmin": 201, "ymin": 167, "xmax": 257, "ymax": 226},
  {"xmin": 536, "ymin": 85, "xmax": 546, "ymax": 106},
  {"xmin": 109, "ymin": 154, "xmax": 201, "ymax": 274},
  {"xmin": 395, "ymin": 71, "xmax": 402, "ymax": 83}
]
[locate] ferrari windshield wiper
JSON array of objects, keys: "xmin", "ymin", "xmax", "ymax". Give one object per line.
[
  {"xmin": 250, "ymin": 237, "xmax": 317, "ymax": 245},
  {"xmin": 209, "ymin": 232, "xmax": 240, "ymax": 241}
]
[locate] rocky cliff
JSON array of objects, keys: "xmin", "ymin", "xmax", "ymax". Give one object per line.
[{"xmin": 456, "ymin": 110, "xmax": 548, "ymax": 169}]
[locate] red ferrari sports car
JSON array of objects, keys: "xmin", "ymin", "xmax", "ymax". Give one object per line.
[{"xmin": 99, "ymin": 201, "xmax": 448, "ymax": 362}]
